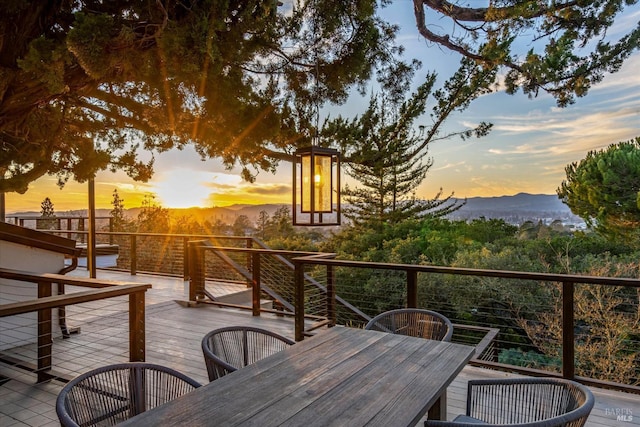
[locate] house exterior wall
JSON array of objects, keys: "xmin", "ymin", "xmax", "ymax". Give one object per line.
[{"xmin": 0, "ymin": 240, "xmax": 65, "ymax": 351}]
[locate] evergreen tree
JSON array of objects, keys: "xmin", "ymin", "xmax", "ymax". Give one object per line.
[
  {"xmin": 413, "ymin": 0, "xmax": 640, "ymax": 107},
  {"xmin": 0, "ymin": 1, "xmax": 403, "ymax": 194},
  {"xmin": 558, "ymin": 138, "xmax": 640, "ymax": 243},
  {"xmin": 38, "ymin": 197, "xmax": 57, "ymax": 229},
  {"xmin": 256, "ymin": 210, "xmax": 270, "ymax": 240},
  {"xmin": 40, "ymin": 197, "xmax": 55, "ymax": 217},
  {"xmin": 136, "ymin": 194, "xmax": 169, "ymax": 233},
  {"xmin": 109, "ymin": 189, "xmax": 130, "ymax": 232},
  {"xmin": 265, "ymin": 206, "xmax": 295, "ymax": 239},
  {"xmin": 328, "ymin": 63, "xmax": 493, "ymax": 227},
  {"xmin": 232, "ymin": 215, "xmax": 252, "ymax": 236}
]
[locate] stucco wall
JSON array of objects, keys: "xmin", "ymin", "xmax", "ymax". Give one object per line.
[{"xmin": 0, "ymin": 240, "xmax": 65, "ymax": 351}]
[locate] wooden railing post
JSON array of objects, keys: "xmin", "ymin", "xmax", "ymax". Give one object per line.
[
  {"xmin": 252, "ymin": 252, "xmax": 261, "ymax": 316},
  {"xmin": 246, "ymin": 238, "xmax": 252, "ymax": 273},
  {"xmin": 294, "ymin": 260, "xmax": 305, "ymax": 341},
  {"xmin": 188, "ymin": 240, "xmax": 206, "ymax": 302},
  {"xmin": 183, "ymin": 237, "xmax": 189, "ymax": 281},
  {"xmin": 129, "ymin": 291, "xmax": 146, "ymax": 362},
  {"xmin": 407, "ymin": 270, "xmax": 418, "ymax": 308},
  {"xmin": 37, "ymin": 281, "xmax": 52, "ymax": 383},
  {"xmin": 327, "ymin": 264, "xmax": 336, "ymax": 327},
  {"xmin": 562, "ymin": 281, "xmax": 575, "ymax": 379},
  {"xmin": 109, "ymin": 218, "xmax": 114, "ymax": 245},
  {"xmin": 78, "ymin": 218, "xmax": 85, "ymax": 243},
  {"xmin": 130, "ymin": 234, "xmax": 137, "ymax": 275}
]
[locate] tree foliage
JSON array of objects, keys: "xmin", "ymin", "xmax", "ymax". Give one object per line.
[
  {"xmin": 326, "ymin": 59, "xmax": 494, "ymax": 227},
  {"xmin": 3, "ymin": 1, "xmax": 637, "ymax": 195},
  {"xmin": 38, "ymin": 196, "xmax": 57, "ymax": 229},
  {"xmin": 0, "ymin": 0, "xmax": 403, "ymax": 193},
  {"xmin": 40, "ymin": 197, "xmax": 55, "ymax": 218},
  {"xmin": 558, "ymin": 138, "xmax": 640, "ymax": 242},
  {"xmin": 256, "ymin": 210, "xmax": 270, "ymax": 240},
  {"xmin": 232, "ymin": 214, "xmax": 253, "ymax": 236},
  {"xmin": 109, "ymin": 188, "xmax": 132, "ymax": 232},
  {"xmin": 413, "ymin": 0, "xmax": 640, "ymax": 106},
  {"xmin": 259, "ymin": 206, "xmax": 322, "ymax": 250},
  {"xmin": 326, "ymin": 215, "xmax": 639, "ymax": 383},
  {"xmin": 518, "ymin": 259, "xmax": 640, "ymax": 384},
  {"xmin": 136, "ymin": 194, "xmax": 170, "ymax": 232}
]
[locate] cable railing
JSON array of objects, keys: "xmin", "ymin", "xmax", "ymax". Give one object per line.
[
  {"xmin": 34, "ymin": 228, "xmax": 640, "ymax": 393},
  {"xmin": 0, "ymin": 268, "xmax": 151, "ymax": 383},
  {"xmin": 6, "ymin": 216, "xmax": 113, "ymax": 244},
  {"xmin": 291, "ymin": 254, "xmax": 640, "ymax": 394}
]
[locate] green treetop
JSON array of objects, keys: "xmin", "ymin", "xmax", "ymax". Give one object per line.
[
  {"xmin": 413, "ymin": 0, "xmax": 640, "ymax": 107},
  {"xmin": 110, "ymin": 188, "xmax": 131, "ymax": 232},
  {"xmin": 0, "ymin": 0, "xmax": 402, "ymax": 193},
  {"xmin": 2, "ymin": 1, "xmax": 636, "ymax": 194},
  {"xmin": 558, "ymin": 137, "xmax": 640, "ymax": 243},
  {"xmin": 39, "ymin": 196, "xmax": 57, "ymax": 229},
  {"xmin": 326, "ymin": 59, "xmax": 493, "ymax": 227},
  {"xmin": 40, "ymin": 197, "xmax": 55, "ymax": 218}
]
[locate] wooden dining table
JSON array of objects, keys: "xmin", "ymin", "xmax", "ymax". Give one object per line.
[{"xmin": 120, "ymin": 326, "xmax": 475, "ymax": 426}]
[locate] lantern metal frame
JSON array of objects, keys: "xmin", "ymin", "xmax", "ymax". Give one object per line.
[{"xmin": 292, "ymin": 146, "xmax": 341, "ymax": 226}]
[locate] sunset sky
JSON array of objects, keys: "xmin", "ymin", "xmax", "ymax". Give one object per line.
[{"xmin": 6, "ymin": 4, "xmax": 640, "ymax": 214}]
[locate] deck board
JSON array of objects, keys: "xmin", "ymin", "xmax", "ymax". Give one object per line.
[{"xmin": 0, "ymin": 268, "xmax": 638, "ymax": 426}]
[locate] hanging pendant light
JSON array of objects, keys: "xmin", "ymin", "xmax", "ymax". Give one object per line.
[
  {"xmin": 292, "ymin": 146, "xmax": 340, "ymax": 226},
  {"xmin": 291, "ymin": 46, "xmax": 341, "ymax": 226}
]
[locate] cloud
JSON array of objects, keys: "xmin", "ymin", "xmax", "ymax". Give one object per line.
[
  {"xmin": 598, "ymin": 62, "xmax": 640, "ymax": 92},
  {"xmin": 485, "ymin": 99, "xmax": 639, "ymax": 161},
  {"xmin": 480, "ymin": 163, "xmax": 514, "ymax": 170},
  {"xmin": 609, "ymin": 9, "xmax": 640, "ymax": 38},
  {"xmin": 243, "ymin": 184, "xmax": 290, "ymax": 196},
  {"xmin": 431, "ymin": 161, "xmax": 467, "ymax": 171}
]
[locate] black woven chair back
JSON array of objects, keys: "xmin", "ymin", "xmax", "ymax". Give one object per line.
[
  {"xmin": 365, "ymin": 308, "xmax": 454, "ymax": 341},
  {"xmin": 425, "ymin": 377, "xmax": 595, "ymax": 427},
  {"xmin": 56, "ymin": 362, "xmax": 201, "ymax": 427},
  {"xmin": 201, "ymin": 326, "xmax": 294, "ymax": 381}
]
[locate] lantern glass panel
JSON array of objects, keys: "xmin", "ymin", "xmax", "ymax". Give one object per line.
[
  {"xmin": 300, "ymin": 154, "xmax": 333, "ymax": 213},
  {"xmin": 315, "ymin": 155, "xmax": 332, "ymax": 212},
  {"xmin": 301, "ymin": 155, "xmax": 311, "ymax": 212}
]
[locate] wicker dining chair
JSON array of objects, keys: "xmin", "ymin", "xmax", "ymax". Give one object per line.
[
  {"xmin": 201, "ymin": 326, "xmax": 295, "ymax": 381},
  {"xmin": 364, "ymin": 308, "xmax": 454, "ymax": 342},
  {"xmin": 424, "ymin": 377, "xmax": 595, "ymax": 427},
  {"xmin": 56, "ymin": 362, "xmax": 202, "ymax": 427}
]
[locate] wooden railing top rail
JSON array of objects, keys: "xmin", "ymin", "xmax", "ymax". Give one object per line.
[
  {"xmin": 50, "ymin": 230, "xmax": 255, "ymax": 240},
  {"xmin": 0, "ymin": 267, "xmax": 149, "ymax": 289},
  {"xmin": 0, "ymin": 267, "xmax": 151, "ymax": 317},
  {"xmin": 0, "ymin": 267, "xmax": 151, "ymax": 374},
  {"xmin": 291, "ymin": 255, "xmax": 640, "ymax": 288},
  {"xmin": 0, "ymin": 284, "xmax": 151, "ymax": 317},
  {"xmin": 7, "ymin": 216, "xmax": 112, "ymax": 219},
  {"xmin": 197, "ymin": 244, "xmax": 323, "ymax": 257}
]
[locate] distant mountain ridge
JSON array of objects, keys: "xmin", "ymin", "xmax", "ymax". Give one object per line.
[
  {"xmin": 456, "ymin": 193, "xmax": 568, "ymax": 212},
  {"xmin": 7, "ymin": 193, "xmax": 579, "ymax": 225},
  {"xmin": 450, "ymin": 193, "xmax": 580, "ymax": 225}
]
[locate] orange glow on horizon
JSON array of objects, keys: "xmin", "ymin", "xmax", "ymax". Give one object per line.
[
  {"xmin": 4, "ymin": 172, "xmax": 292, "ymax": 214},
  {"xmin": 4, "ymin": 178, "xmax": 151, "ymax": 214}
]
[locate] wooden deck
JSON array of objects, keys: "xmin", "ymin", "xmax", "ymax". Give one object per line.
[{"xmin": 0, "ymin": 269, "xmax": 638, "ymax": 426}]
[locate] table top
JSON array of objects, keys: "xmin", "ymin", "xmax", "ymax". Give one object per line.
[{"xmin": 121, "ymin": 327, "xmax": 475, "ymax": 427}]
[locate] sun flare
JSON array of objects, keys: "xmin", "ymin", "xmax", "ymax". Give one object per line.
[{"xmin": 151, "ymin": 169, "xmax": 221, "ymax": 208}]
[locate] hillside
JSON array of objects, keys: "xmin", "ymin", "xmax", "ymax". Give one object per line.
[
  {"xmin": 7, "ymin": 194, "xmax": 582, "ymax": 227},
  {"xmin": 449, "ymin": 193, "xmax": 582, "ymax": 226}
]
